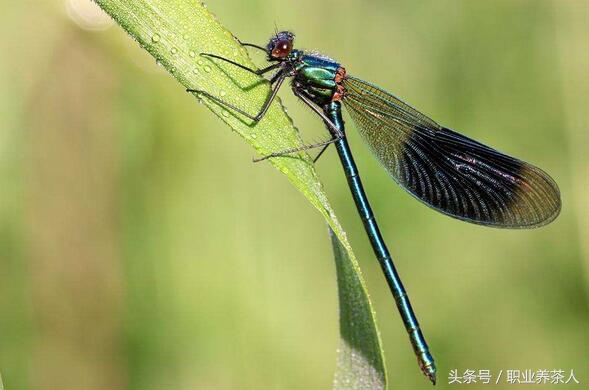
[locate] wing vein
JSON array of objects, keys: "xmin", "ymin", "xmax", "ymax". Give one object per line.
[{"xmin": 342, "ymin": 76, "xmax": 561, "ymax": 228}]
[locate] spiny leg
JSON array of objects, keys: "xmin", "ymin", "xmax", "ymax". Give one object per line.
[
  {"xmin": 235, "ymin": 38, "xmax": 267, "ymax": 53},
  {"xmin": 313, "ymin": 143, "xmax": 330, "ymax": 163},
  {"xmin": 293, "ymin": 88, "xmax": 345, "ymax": 138},
  {"xmin": 253, "ymin": 91, "xmax": 345, "ymax": 162},
  {"xmin": 293, "ymin": 88, "xmax": 343, "ymax": 162},
  {"xmin": 186, "ymin": 72, "xmax": 287, "ymax": 122},
  {"xmin": 253, "ymin": 137, "xmax": 341, "ymax": 162},
  {"xmin": 200, "ymin": 53, "xmax": 280, "ymax": 76},
  {"xmin": 293, "ymin": 90, "xmax": 343, "ymax": 161}
]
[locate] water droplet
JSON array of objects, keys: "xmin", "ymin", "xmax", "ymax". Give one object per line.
[
  {"xmin": 192, "ymin": 68, "xmax": 199, "ymax": 75},
  {"xmin": 197, "ymin": 59, "xmax": 204, "ymax": 66},
  {"xmin": 219, "ymin": 90, "xmax": 227, "ymax": 97},
  {"xmin": 151, "ymin": 33, "xmax": 161, "ymax": 43},
  {"xmin": 171, "ymin": 47, "xmax": 178, "ymax": 55},
  {"xmin": 222, "ymin": 110, "xmax": 230, "ymax": 118},
  {"xmin": 204, "ymin": 65, "xmax": 211, "ymax": 73},
  {"xmin": 170, "ymin": 67, "xmax": 176, "ymax": 73},
  {"xmin": 189, "ymin": 50, "xmax": 196, "ymax": 58}
]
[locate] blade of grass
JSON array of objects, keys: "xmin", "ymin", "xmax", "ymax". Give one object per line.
[
  {"xmin": 330, "ymin": 228, "xmax": 386, "ymax": 390},
  {"xmin": 92, "ymin": 0, "xmax": 386, "ymax": 387}
]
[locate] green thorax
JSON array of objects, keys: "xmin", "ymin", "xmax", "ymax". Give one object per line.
[{"xmin": 291, "ymin": 50, "xmax": 341, "ymax": 106}]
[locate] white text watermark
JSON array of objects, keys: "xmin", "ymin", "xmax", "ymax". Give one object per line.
[{"xmin": 448, "ymin": 369, "xmax": 579, "ymax": 385}]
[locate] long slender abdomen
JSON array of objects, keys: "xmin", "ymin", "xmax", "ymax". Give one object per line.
[{"xmin": 325, "ymin": 101, "xmax": 437, "ymax": 384}]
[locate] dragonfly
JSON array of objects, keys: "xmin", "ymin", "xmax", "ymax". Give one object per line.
[{"xmin": 187, "ymin": 31, "xmax": 561, "ymax": 384}]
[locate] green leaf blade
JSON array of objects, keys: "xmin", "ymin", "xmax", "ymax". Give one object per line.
[{"xmin": 330, "ymin": 229, "xmax": 386, "ymax": 390}]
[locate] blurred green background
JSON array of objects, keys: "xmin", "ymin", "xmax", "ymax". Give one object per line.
[{"xmin": 1, "ymin": 1, "xmax": 588, "ymax": 389}]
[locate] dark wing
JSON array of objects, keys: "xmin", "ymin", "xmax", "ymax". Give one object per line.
[{"xmin": 342, "ymin": 76, "xmax": 561, "ymax": 228}]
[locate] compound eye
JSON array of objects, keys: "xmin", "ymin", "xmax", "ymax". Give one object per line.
[{"xmin": 271, "ymin": 39, "xmax": 292, "ymax": 58}]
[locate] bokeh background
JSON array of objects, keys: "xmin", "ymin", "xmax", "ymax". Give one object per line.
[{"xmin": 1, "ymin": 1, "xmax": 588, "ymax": 389}]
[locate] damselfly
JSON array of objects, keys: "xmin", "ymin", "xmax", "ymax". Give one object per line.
[{"xmin": 188, "ymin": 31, "xmax": 561, "ymax": 384}]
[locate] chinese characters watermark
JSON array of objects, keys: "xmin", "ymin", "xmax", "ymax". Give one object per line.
[{"xmin": 448, "ymin": 369, "xmax": 580, "ymax": 385}]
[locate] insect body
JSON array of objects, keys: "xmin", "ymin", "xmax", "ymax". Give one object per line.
[{"xmin": 188, "ymin": 31, "xmax": 561, "ymax": 385}]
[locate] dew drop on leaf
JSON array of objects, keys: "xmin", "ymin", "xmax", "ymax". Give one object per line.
[{"xmin": 151, "ymin": 33, "xmax": 161, "ymax": 43}]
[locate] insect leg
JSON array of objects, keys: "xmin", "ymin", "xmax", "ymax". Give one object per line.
[
  {"xmin": 186, "ymin": 71, "xmax": 287, "ymax": 122},
  {"xmin": 200, "ymin": 53, "xmax": 280, "ymax": 76},
  {"xmin": 253, "ymin": 89, "xmax": 345, "ymax": 162}
]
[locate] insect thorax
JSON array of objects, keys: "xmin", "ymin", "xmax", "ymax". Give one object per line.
[{"xmin": 293, "ymin": 53, "xmax": 344, "ymax": 106}]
